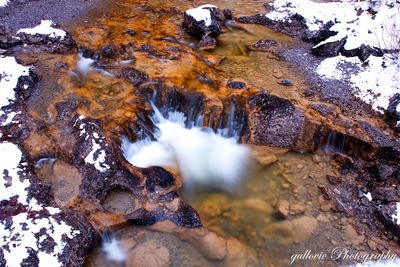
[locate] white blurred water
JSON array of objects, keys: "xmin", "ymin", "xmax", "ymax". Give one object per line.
[{"xmin": 122, "ymin": 103, "xmax": 250, "ymax": 187}]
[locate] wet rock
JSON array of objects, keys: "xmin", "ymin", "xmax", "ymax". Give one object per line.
[
  {"xmin": 126, "ymin": 240, "xmax": 170, "ymax": 267},
  {"xmin": 277, "ymin": 79, "xmax": 293, "ymax": 86},
  {"xmin": 243, "ymin": 198, "xmax": 273, "ymax": 214},
  {"xmin": 220, "ymin": 238, "xmax": 258, "ymax": 267},
  {"xmin": 183, "ymin": 5, "xmax": 226, "ymax": 37},
  {"xmin": 289, "ymin": 203, "xmax": 306, "ymax": 215},
  {"xmin": 237, "ymin": 14, "xmax": 271, "ymax": 25},
  {"xmin": 319, "ymin": 195, "xmax": 333, "ymax": 212},
  {"xmin": 250, "ymin": 145, "xmax": 287, "ymax": 166},
  {"xmin": 150, "ymin": 221, "xmax": 227, "ymax": 260},
  {"xmin": 311, "ymin": 37, "xmax": 346, "ymax": 57},
  {"xmin": 121, "ymin": 67, "xmax": 149, "ymax": 86},
  {"xmin": 276, "ymin": 199, "xmax": 289, "ymax": 218},
  {"xmin": 127, "ymin": 202, "xmax": 202, "ymax": 228},
  {"xmin": 103, "ymin": 189, "xmax": 136, "ymax": 214},
  {"xmin": 198, "ymin": 35, "xmax": 217, "ymax": 50},
  {"xmin": 142, "ymin": 166, "xmax": 176, "ymax": 194},
  {"xmin": 226, "ymin": 79, "xmax": 247, "ymax": 90},
  {"xmin": 249, "ymin": 39, "xmax": 279, "ymax": 52},
  {"xmin": 264, "ymin": 216, "xmax": 319, "ymax": 244},
  {"xmin": 123, "ymin": 29, "xmax": 136, "ymax": 36},
  {"xmin": 246, "ymin": 92, "xmax": 305, "ymax": 148},
  {"xmin": 309, "ymin": 103, "xmax": 338, "ymax": 117},
  {"xmin": 344, "ymin": 224, "xmax": 364, "ymax": 246},
  {"xmin": 100, "ymin": 44, "xmax": 119, "ymax": 59}
]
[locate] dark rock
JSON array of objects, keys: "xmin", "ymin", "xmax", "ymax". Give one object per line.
[
  {"xmin": 375, "ymin": 164, "xmax": 394, "ymax": 181},
  {"xmin": 142, "ymin": 167, "xmax": 176, "ymax": 193},
  {"xmin": 123, "ymin": 29, "xmax": 136, "ymax": 36},
  {"xmin": 17, "ymin": 32, "xmax": 76, "ymax": 54},
  {"xmin": 54, "ymin": 61, "xmax": 68, "ymax": 69},
  {"xmin": 139, "ymin": 44, "xmax": 156, "ymax": 52},
  {"xmin": 372, "ymin": 187, "xmax": 400, "ymax": 202},
  {"xmin": 277, "ymin": 79, "xmax": 293, "ymax": 86},
  {"xmin": 358, "ymin": 44, "xmax": 384, "ymax": 61},
  {"xmin": 302, "ymin": 21, "xmax": 337, "ymax": 44},
  {"xmin": 309, "ymin": 103, "xmax": 337, "ymax": 117},
  {"xmin": 246, "ymin": 92, "xmax": 305, "ymax": 148},
  {"xmin": 377, "ymin": 203, "xmax": 400, "ymax": 238},
  {"xmin": 58, "ymin": 211, "xmax": 101, "ymax": 266},
  {"xmin": 341, "ymin": 44, "xmax": 384, "ymax": 62},
  {"xmin": 0, "ymin": 25, "xmax": 8, "ymax": 35},
  {"xmin": 312, "ymin": 37, "xmax": 347, "ymax": 57},
  {"xmin": 237, "ymin": 14, "xmax": 271, "ymax": 25},
  {"xmin": 0, "ymin": 35, "xmax": 22, "ymax": 49},
  {"xmin": 227, "ymin": 80, "xmax": 246, "ymax": 90},
  {"xmin": 198, "ymin": 35, "xmax": 217, "ymax": 50},
  {"xmin": 222, "ymin": 9, "xmax": 233, "ymax": 20},
  {"xmin": 121, "ymin": 67, "xmax": 149, "ymax": 86},
  {"xmin": 182, "ymin": 5, "xmax": 226, "ymax": 37},
  {"xmin": 249, "ymin": 39, "xmax": 279, "ymax": 52},
  {"xmin": 100, "ymin": 44, "xmax": 119, "ymax": 59},
  {"xmin": 386, "ymin": 93, "xmax": 400, "ymax": 127}
]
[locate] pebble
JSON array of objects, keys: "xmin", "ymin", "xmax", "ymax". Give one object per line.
[
  {"xmin": 278, "ymin": 79, "xmax": 293, "ymax": 86},
  {"xmin": 276, "ymin": 200, "xmax": 290, "ymax": 218}
]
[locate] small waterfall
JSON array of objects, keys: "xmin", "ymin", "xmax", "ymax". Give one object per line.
[
  {"xmin": 320, "ymin": 131, "xmax": 346, "ymax": 154},
  {"xmin": 122, "ymin": 102, "xmax": 250, "ymax": 188},
  {"xmin": 101, "ymin": 232, "xmax": 127, "ymax": 262}
]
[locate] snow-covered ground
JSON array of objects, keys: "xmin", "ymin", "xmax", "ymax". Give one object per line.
[
  {"xmin": 0, "ymin": 56, "xmax": 79, "ymax": 266},
  {"xmin": 17, "ymin": 20, "xmax": 66, "ymax": 39},
  {"xmin": 0, "ymin": 0, "xmax": 8, "ymax": 8},
  {"xmin": 266, "ymin": 0, "xmax": 400, "ymax": 121}
]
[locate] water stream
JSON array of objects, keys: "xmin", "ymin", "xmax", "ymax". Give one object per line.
[{"xmin": 24, "ymin": 0, "xmax": 363, "ymax": 266}]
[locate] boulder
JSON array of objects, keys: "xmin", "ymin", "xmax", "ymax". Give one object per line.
[
  {"xmin": 183, "ymin": 4, "xmax": 226, "ymax": 37},
  {"xmin": 246, "ymin": 92, "xmax": 305, "ymax": 148},
  {"xmin": 312, "ymin": 37, "xmax": 346, "ymax": 57}
]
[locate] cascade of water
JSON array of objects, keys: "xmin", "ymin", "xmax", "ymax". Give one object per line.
[{"xmin": 122, "ymin": 102, "xmax": 250, "ymax": 188}]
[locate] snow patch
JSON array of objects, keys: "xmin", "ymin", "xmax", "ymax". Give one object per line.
[
  {"xmin": 0, "ymin": 57, "xmax": 30, "ymax": 109},
  {"xmin": 185, "ymin": 4, "xmax": 217, "ymax": 27},
  {"xmin": 266, "ymin": 0, "xmax": 400, "ymax": 50},
  {"xmin": 0, "ymin": 211, "xmax": 80, "ymax": 267},
  {"xmin": 364, "ymin": 192, "xmax": 372, "ymax": 202},
  {"xmin": 85, "ymin": 139, "xmax": 110, "ymax": 172},
  {"xmin": 17, "ymin": 20, "xmax": 66, "ymax": 39},
  {"xmin": 0, "ymin": 0, "xmax": 9, "ymax": 8},
  {"xmin": 317, "ymin": 54, "xmax": 400, "ymax": 112}
]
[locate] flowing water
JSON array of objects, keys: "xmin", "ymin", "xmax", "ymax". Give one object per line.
[{"xmin": 24, "ymin": 0, "xmax": 363, "ymax": 266}]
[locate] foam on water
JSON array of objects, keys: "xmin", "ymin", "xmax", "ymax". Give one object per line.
[
  {"xmin": 101, "ymin": 234, "xmax": 127, "ymax": 262},
  {"xmin": 122, "ymin": 103, "xmax": 250, "ymax": 187}
]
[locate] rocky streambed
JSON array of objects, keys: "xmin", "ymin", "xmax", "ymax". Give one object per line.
[{"xmin": 1, "ymin": 0, "xmax": 400, "ymax": 266}]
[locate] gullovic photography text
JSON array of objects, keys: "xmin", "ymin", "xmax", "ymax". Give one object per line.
[{"xmin": 1, "ymin": 0, "xmax": 400, "ymax": 266}]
